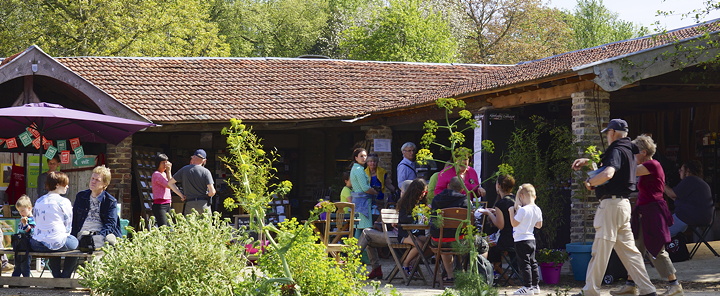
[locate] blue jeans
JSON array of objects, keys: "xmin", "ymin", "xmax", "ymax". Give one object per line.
[
  {"xmin": 29, "ymin": 236, "xmax": 79, "ymax": 278},
  {"xmin": 669, "ymin": 213, "xmax": 688, "ymax": 237},
  {"xmin": 11, "ymin": 253, "xmax": 31, "ymax": 277}
]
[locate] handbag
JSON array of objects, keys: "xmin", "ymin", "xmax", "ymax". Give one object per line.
[
  {"xmin": 78, "ymin": 232, "xmax": 97, "ymax": 253},
  {"xmin": 11, "ymin": 232, "xmax": 30, "ymax": 252}
]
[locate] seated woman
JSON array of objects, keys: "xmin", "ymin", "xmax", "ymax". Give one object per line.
[
  {"xmin": 28, "ymin": 171, "xmax": 78, "ymax": 278},
  {"xmin": 395, "ymin": 178, "xmax": 430, "ymax": 275},
  {"xmin": 72, "ymin": 165, "xmax": 122, "ymax": 250},
  {"xmin": 477, "ymin": 174, "xmax": 516, "ymax": 282}
]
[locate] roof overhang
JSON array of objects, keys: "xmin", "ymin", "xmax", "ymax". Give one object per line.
[
  {"xmin": 0, "ymin": 46, "xmax": 153, "ymax": 123},
  {"xmin": 575, "ymin": 29, "xmax": 720, "ymax": 92}
]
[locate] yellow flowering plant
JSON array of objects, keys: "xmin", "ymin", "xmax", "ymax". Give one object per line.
[
  {"xmin": 536, "ymin": 248, "xmax": 569, "ymax": 265},
  {"xmin": 411, "ymin": 204, "xmax": 432, "ymax": 225}
]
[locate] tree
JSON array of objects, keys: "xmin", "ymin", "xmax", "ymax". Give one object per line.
[
  {"xmin": 211, "ymin": 0, "xmax": 330, "ymax": 57},
  {"xmin": 444, "ymin": 0, "xmax": 573, "ymax": 64},
  {"xmin": 338, "ymin": 0, "xmax": 459, "ymax": 63},
  {"xmin": 0, "ymin": 0, "xmax": 229, "ymax": 57},
  {"xmin": 569, "ymin": 0, "xmax": 647, "ymax": 50}
]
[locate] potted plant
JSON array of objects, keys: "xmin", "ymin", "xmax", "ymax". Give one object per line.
[{"xmin": 536, "ymin": 248, "xmax": 569, "ymax": 284}]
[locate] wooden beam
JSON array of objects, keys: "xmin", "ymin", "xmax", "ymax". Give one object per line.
[{"xmin": 488, "ymin": 80, "xmax": 597, "ymax": 108}]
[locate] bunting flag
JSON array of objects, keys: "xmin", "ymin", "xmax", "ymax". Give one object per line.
[
  {"xmin": 19, "ymin": 131, "xmax": 33, "ymax": 147},
  {"xmin": 44, "ymin": 146, "xmax": 58, "ymax": 160},
  {"xmin": 73, "ymin": 145, "xmax": 85, "ymax": 159},
  {"xmin": 57, "ymin": 140, "xmax": 67, "ymax": 151},
  {"xmin": 60, "ymin": 150, "xmax": 71, "ymax": 164},
  {"xmin": 31, "ymin": 137, "xmax": 41, "ymax": 149},
  {"xmin": 69, "ymin": 138, "xmax": 81, "ymax": 149},
  {"xmin": 6, "ymin": 138, "xmax": 18, "ymax": 148},
  {"xmin": 42, "ymin": 137, "xmax": 53, "ymax": 150},
  {"xmin": 27, "ymin": 125, "xmax": 40, "ymax": 138}
]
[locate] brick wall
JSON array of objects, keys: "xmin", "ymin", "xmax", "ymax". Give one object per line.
[
  {"xmin": 365, "ymin": 125, "xmax": 393, "ymax": 174},
  {"xmin": 570, "ymin": 89, "xmax": 609, "ymax": 242},
  {"xmin": 106, "ymin": 136, "xmax": 133, "ymax": 219}
]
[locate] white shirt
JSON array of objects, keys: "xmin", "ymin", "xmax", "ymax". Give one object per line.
[
  {"xmin": 33, "ymin": 193, "xmax": 73, "ymax": 250},
  {"xmin": 512, "ymin": 204, "xmax": 543, "ymax": 242}
]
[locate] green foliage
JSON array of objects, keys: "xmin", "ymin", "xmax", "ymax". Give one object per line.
[
  {"xmin": 79, "ymin": 211, "xmax": 266, "ymax": 296},
  {"xmin": 536, "ymin": 248, "xmax": 569, "ymax": 265},
  {"xmin": 504, "ymin": 115, "xmax": 575, "ymax": 248},
  {"xmin": 569, "ymin": 0, "xmax": 647, "ymax": 50},
  {"xmin": 339, "ymin": 0, "xmax": 458, "ymax": 63},
  {"xmin": 211, "ymin": 0, "xmax": 330, "ymax": 57},
  {"xmin": 452, "ymin": 270, "xmax": 498, "ymax": 296},
  {"xmin": 258, "ymin": 218, "xmax": 367, "ymax": 296},
  {"xmin": 0, "ymin": 0, "xmax": 229, "ymax": 57}
]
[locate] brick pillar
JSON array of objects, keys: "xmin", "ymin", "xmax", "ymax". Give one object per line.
[
  {"xmin": 106, "ymin": 136, "xmax": 133, "ymax": 219},
  {"xmin": 570, "ymin": 89, "xmax": 610, "ymax": 242},
  {"xmin": 365, "ymin": 125, "xmax": 394, "ymax": 177}
]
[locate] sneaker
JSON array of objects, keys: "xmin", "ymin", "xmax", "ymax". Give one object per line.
[
  {"xmin": 513, "ymin": 286, "xmax": 533, "ymax": 295},
  {"xmin": 1, "ymin": 263, "xmax": 14, "ymax": 272},
  {"xmin": 661, "ymin": 284, "xmax": 684, "ymax": 296},
  {"xmin": 531, "ymin": 285, "xmax": 540, "ymax": 295},
  {"xmin": 610, "ymin": 285, "xmax": 638, "ymax": 296}
]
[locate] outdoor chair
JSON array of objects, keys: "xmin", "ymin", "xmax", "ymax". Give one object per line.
[
  {"xmin": 322, "ymin": 202, "xmax": 355, "ymax": 261},
  {"xmin": 496, "ymin": 248, "xmax": 526, "ymax": 287},
  {"xmin": 429, "ymin": 207, "xmax": 467, "ymax": 288},
  {"xmin": 380, "ymin": 209, "xmax": 415, "ymax": 284},
  {"xmin": 689, "ymin": 208, "xmax": 720, "ymax": 259}
]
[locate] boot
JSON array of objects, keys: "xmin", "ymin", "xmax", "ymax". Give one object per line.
[
  {"xmin": 367, "ymin": 266, "xmax": 383, "ymax": 280},
  {"xmin": 610, "ymin": 284, "xmax": 638, "ymax": 296}
]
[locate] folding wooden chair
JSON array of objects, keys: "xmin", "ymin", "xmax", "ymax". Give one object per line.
[
  {"xmin": 380, "ymin": 209, "xmax": 414, "ymax": 284},
  {"xmin": 322, "ymin": 202, "xmax": 355, "ymax": 261},
  {"xmin": 429, "ymin": 207, "xmax": 468, "ymax": 288},
  {"xmin": 689, "ymin": 209, "xmax": 720, "ymax": 259}
]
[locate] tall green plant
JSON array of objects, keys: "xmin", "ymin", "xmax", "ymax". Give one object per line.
[
  {"xmin": 504, "ymin": 115, "xmax": 575, "ymax": 248},
  {"xmin": 416, "ymin": 98, "xmax": 506, "ymax": 280}
]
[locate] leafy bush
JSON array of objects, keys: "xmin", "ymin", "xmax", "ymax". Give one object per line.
[
  {"xmin": 452, "ymin": 270, "xmax": 498, "ymax": 296},
  {"xmin": 258, "ymin": 218, "xmax": 367, "ymax": 296},
  {"xmin": 536, "ymin": 248, "xmax": 569, "ymax": 265},
  {"xmin": 79, "ymin": 211, "xmax": 268, "ymax": 296}
]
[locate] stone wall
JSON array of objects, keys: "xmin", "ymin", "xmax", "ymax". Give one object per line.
[{"xmin": 570, "ymin": 89, "xmax": 609, "ymax": 242}]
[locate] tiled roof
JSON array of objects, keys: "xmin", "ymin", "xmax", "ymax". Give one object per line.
[
  {"xmin": 51, "ymin": 20, "xmax": 718, "ymax": 123},
  {"xmin": 397, "ymin": 21, "xmax": 720, "ymax": 110},
  {"xmin": 56, "ymin": 57, "xmax": 501, "ymax": 122}
]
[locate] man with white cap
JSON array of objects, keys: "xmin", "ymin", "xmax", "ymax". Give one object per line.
[
  {"xmin": 169, "ymin": 149, "xmax": 216, "ymax": 214},
  {"xmin": 571, "ymin": 119, "xmax": 657, "ymax": 296}
]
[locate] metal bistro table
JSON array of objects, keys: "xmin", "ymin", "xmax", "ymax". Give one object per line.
[{"xmin": 400, "ymin": 223, "xmax": 433, "ymax": 286}]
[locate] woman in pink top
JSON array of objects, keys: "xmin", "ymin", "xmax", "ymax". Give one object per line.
[
  {"xmin": 151, "ymin": 154, "xmax": 173, "ymax": 227},
  {"xmin": 433, "ymin": 148, "xmax": 486, "ymax": 199},
  {"xmin": 612, "ymin": 134, "xmax": 682, "ymax": 296}
]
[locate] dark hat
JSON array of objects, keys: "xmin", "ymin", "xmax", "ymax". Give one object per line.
[
  {"xmin": 193, "ymin": 149, "xmax": 207, "ymax": 159},
  {"xmin": 601, "ymin": 119, "xmax": 629, "ymax": 133}
]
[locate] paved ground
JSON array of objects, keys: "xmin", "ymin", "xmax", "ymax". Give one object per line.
[{"xmin": 1, "ymin": 241, "xmax": 718, "ymax": 295}]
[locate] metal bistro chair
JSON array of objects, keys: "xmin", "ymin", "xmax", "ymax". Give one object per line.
[
  {"xmin": 429, "ymin": 207, "xmax": 468, "ymax": 288},
  {"xmin": 380, "ymin": 209, "xmax": 415, "ymax": 284},
  {"xmin": 322, "ymin": 202, "xmax": 356, "ymax": 262},
  {"xmin": 688, "ymin": 208, "xmax": 720, "ymax": 259}
]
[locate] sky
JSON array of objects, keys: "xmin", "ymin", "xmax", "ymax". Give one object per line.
[{"xmin": 547, "ymin": 0, "xmax": 720, "ymax": 31}]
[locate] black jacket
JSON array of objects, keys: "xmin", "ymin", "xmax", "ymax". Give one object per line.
[{"xmin": 430, "ymin": 189, "xmax": 467, "ymax": 238}]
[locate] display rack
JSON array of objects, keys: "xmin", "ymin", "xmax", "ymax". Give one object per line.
[{"xmin": 132, "ymin": 147, "xmax": 162, "ymax": 227}]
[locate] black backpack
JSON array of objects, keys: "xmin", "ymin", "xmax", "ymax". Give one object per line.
[{"xmin": 666, "ymin": 233, "xmax": 690, "ymax": 262}]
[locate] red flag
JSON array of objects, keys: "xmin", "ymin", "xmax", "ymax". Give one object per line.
[
  {"xmin": 28, "ymin": 125, "xmax": 40, "ymax": 138},
  {"xmin": 42, "ymin": 137, "xmax": 53, "ymax": 150},
  {"xmin": 70, "ymin": 138, "xmax": 81, "ymax": 149},
  {"xmin": 32, "ymin": 137, "xmax": 41, "ymax": 149},
  {"xmin": 6, "ymin": 138, "xmax": 18, "ymax": 148},
  {"xmin": 60, "ymin": 150, "xmax": 71, "ymax": 164}
]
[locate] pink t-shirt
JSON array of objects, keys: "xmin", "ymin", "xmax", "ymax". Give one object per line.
[
  {"xmin": 434, "ymin": 166, "xmax": 480, "ymax": 195},
  {"xmin": 152, "ymin": 171, "xmax": 171, "ymax": 204},
  {"xmin": 637, "ymin": 159, "xmax": 665, "ymax": 206}
]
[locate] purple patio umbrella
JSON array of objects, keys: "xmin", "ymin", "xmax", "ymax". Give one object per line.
[{"xmin": 0, "ymin": 102, "xmax": 155, "ymax": 145}]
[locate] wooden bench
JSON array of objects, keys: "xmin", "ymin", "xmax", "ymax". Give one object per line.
[{"xmin": 0, "ymin": 248, "xmax": 102, "ymax": 288}]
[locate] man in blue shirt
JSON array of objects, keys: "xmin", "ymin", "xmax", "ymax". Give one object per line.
[{"xmin": 396, "ymin": 142, "xmax": 417, "ymax": 186}]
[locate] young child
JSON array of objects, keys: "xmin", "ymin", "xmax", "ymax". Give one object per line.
[
  {"xmin": 339, "ymin": 171, "xmax": 352, "ymax": 204},
  {"xmin": 13, "ymin": 194, "xmax": 36, "ymax": 277},
  {"xmin": 509, "ymin": 183, "xmax": 543, "ymax": 295}
]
